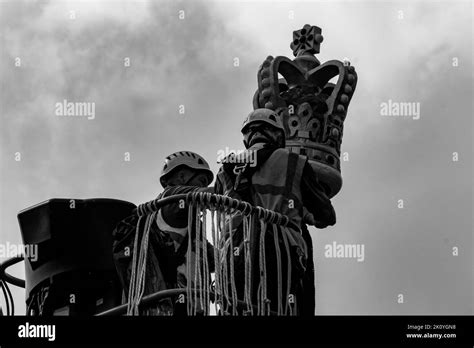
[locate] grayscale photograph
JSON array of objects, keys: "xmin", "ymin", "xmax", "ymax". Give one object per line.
[{"xmin": 0, "ymin": 0, "xmax": 472, "ymax": 345}]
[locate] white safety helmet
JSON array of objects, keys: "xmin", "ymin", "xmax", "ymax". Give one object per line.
[
  {"xmin": 241, "ymin": 108, "xmax": 285, "ymax": 134},
  {"xmin": 159, "ymin": 151, "xmax": 214, "ymax": 187}
]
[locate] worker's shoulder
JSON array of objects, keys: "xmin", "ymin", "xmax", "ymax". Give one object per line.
[
  {"xmin": 271, "ymin": 148, "xmax": 307, "ymax": 162},
  {"xmin": 269, "ymin": 147, "xmax": 289, "ymax": 158}
]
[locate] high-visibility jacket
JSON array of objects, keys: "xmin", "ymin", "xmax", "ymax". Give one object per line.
[
  {"xmin": 251, "ymin": 148, "xmax": 307, "ymax": 231},
  {"xmin": 216, "ymin": 146, "xmax": 309, "ymax": 258}
]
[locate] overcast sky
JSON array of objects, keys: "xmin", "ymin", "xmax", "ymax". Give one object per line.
[{"xmin": 0, "ymin": 0, "xmax": 472, "ymax": 315}]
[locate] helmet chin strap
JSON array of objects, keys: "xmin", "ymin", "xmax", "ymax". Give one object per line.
[{"xmin": 245, "ymin": 129, "xmax": 276, "ymax": 148}]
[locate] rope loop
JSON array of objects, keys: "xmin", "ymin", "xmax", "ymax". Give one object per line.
[
  {"xmin": 198, "ymin": 191, "xmax": 204, "ymax": 206},
  {"xmin": 231, "ymin": 197, "xmax": 239, "ymax": 210},
  {"xmin": 242, "ymin": 201, "xmax": 252, "ymax": 215},
  {"xmin": 185, "ymin": 191, "xmax": 193, "ymax": 204},
  {"xmin": 215, "ymin": 194, "xmax": 223, "ymax": 210},
  {"xmin": 275, "ymin": 212, "xmax": 282, "ymax": 226}
]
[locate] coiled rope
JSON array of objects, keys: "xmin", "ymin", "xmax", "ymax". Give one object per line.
[{"xmin": 127, "ymin": 192, "xmax": 297, "ymax": 316}]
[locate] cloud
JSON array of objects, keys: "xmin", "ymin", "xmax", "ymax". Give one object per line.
[
  {"xmin": 1, "ymin": 0, "xmax": 256, "ymax": 314},
  {"xmin": 0, "ymin": 0, "xmax": 471, "ymax": 315}
]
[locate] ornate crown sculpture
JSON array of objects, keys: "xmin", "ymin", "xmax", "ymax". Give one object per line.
[{"xmin": 253, "ymin": 24, "xmax": 357, "ymax": 198}]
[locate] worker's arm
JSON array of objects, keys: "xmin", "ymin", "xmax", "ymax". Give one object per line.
[{"xmin": 301, "ymin": 162, "xmax": 336, "ymax": 228}]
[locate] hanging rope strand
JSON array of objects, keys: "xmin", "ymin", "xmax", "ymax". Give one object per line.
[
  {"xmin": 194, "ymin": 203, "xmax": 202, "ymax": 315},
  {"xmin": 227, "ymin": 208, "xmax": 238, "ymax": 315},
  {"xmin": 201, "ymin": 203, "xmax": 210, "ymax": 315},
  {"xmin": 258, "ymin": 220, "xmax": 263, "ymax": 315},
  {"xmin": 220, "ymin": 210, "xmax": 230, "ymax": 314},
  {"xmin": 186, "ymin": 202, "xmax": 194, "ymax": 316},
  {"xmin": 134, "ymin": 212, "xmax": 155, "ymax": 315},
  {"xmin": 280, "ymin": 226, "xmax": 293, "ymax": 316},
  {"xmin": 216, "ymin": 208, "xmax": 226, "ymax": 315},
  {"xmin": 272, "ymin": 224, "xmax": 283, "ymax": 315},
  {"xmin": 243, "ymin": 214, "xmax": 253, "ymax": 315},
  {"xmin": 127, "ymin": 214, "xmax": 143, "ymax": 315},
  {"xmin": 259, "ymin": 219, "xmax": 268, "ymax": 315},
  {"xmin": 210, "ymin": 208, "xmax": 221, "ymax": 315},
  {"xmin": 127, "ymin": 211, "xmax": 155, "ymax": 315},
  {"xmin": 215, "ymin": 206, "xmax": 224, "ymax": 315}
]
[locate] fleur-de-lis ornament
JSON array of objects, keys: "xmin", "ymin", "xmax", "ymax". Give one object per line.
[{"xmin": 253, "ymin": 24, "xmax": 357, "ymax": 198}]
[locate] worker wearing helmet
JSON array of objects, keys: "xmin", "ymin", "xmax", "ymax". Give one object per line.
[
  {"xmin": 157, "ymin": 151, "xmax": 214, "ymax": 249},
  {"xmin": 215, "ymin": 108, "xmax": 335, "ymax": 315},
  {"xmin": 113, "ymin": 151, "xmax": 215, "ymax": 315},
  {"xmin": 159, "ymin": 151, "xmax": 214, "ymax": 189},
  {"xmin": 241, "ymin": 108, "xmax": 286, "ymax": 148}
]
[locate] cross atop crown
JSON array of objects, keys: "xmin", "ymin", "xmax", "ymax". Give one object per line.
[{"xmin": 290, "ymin": 24, "xmax": 324, "ymax": 57}]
